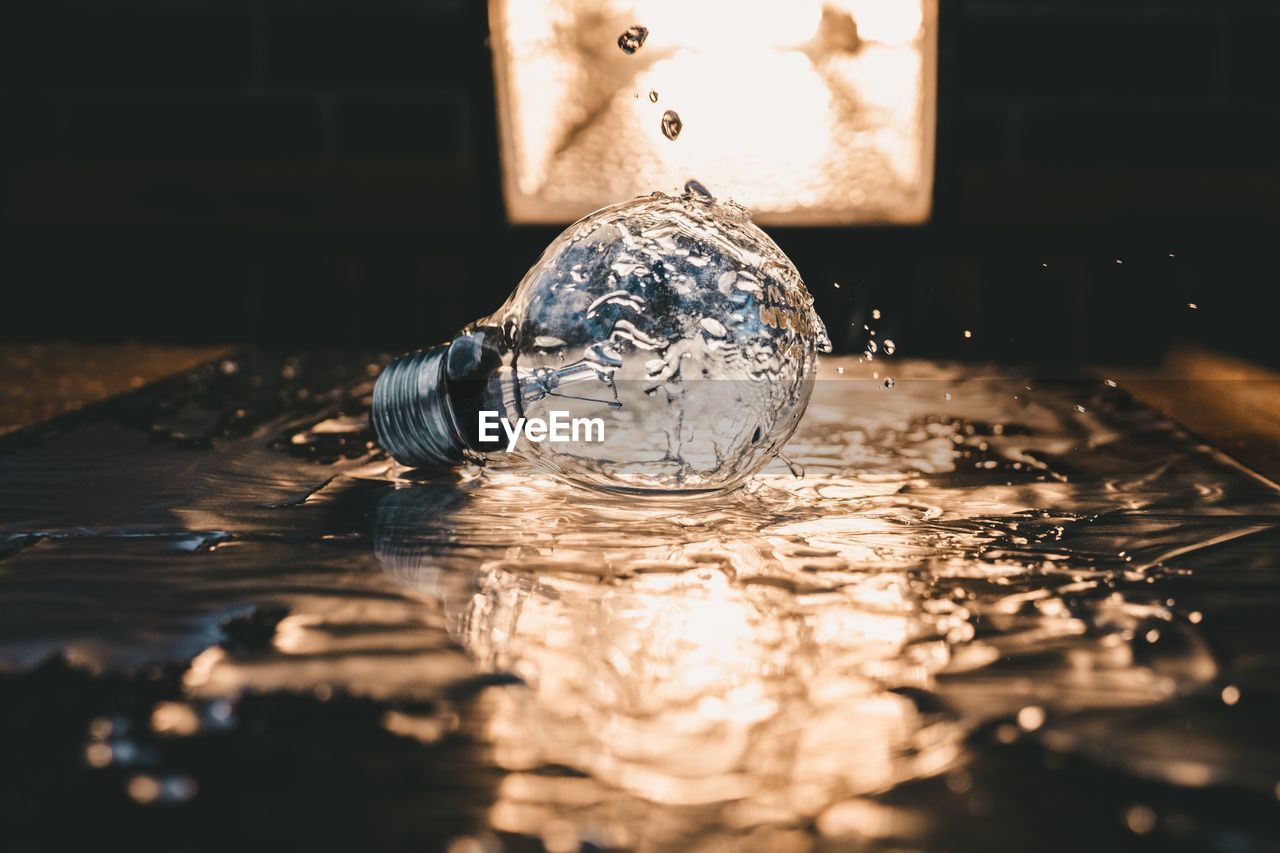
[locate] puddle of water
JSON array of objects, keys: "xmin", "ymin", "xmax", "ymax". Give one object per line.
[{"xmin": 0, "ymin": 352, "xmax": 1278, "ymax": 851}]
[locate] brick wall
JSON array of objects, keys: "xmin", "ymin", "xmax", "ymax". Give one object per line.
[
  {"xmin": 953, "ymin": 1, "xmax": 1279, "ymax": 171},
  {"xmin": 1, "ymin": 1, "xmax": 471, "ymax": 164}
]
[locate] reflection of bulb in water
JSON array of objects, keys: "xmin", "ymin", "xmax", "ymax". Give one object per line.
[{"xmin": 372, "ymin": 192, "xmax": 830, "ymax": 493}]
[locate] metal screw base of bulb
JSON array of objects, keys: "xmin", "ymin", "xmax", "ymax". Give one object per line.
[{"xmin": 372, "ymin": 345, "xmax": 469, "ymax": 468}]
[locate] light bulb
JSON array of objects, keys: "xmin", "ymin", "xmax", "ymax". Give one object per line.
[{"xmin": 372, "ymin": 192, "xmax": 830, "ymax": 493}]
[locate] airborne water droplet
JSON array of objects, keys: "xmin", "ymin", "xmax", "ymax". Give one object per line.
[
  {"xmin": 684, "ymin": 179, "xmax": 713, "ymax": 200},
  {"xmin": 648, "ymin": 90, "xmax": 659, "ymax": 103},
  {"xmin": 661, "ymin": 110, "xmax": 683, "ymax": 140},
  {"xmin": 617, "ymin": 25, "xmax": 648, "ymax": 54},
  {"xmin": 883, "ymin": 339, "xmax": 896, "ymax": 355},
  {"xmin": 883, "ymin": 377, "xmax": 895, "ymax": 390}
]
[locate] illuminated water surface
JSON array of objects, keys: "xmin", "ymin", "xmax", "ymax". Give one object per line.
[{"xmin": 0, "ymin": 354, "xmax": 1276, "ymax": 850}]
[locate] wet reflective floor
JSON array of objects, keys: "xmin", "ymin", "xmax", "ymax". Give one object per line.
[{"xmin": 1, "ymin": 352, "xmax": 1278, "ymax": 852}]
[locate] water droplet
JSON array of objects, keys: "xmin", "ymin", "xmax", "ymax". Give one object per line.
[
  {"xmin": 814, "ymin": 324, "xmax": 834, "ymax": 350},
  {"xmin": 1115, "ymin": 258, "xmax": 1124, "ymax": 265},
  {"xmin": 946, "ymin": 770, "xmax": 973, "ymax": 794},
  {"xmin": 684, "ymin": 179, "xmax": 713, "ymax": 200},
  {"xmin": 836, "ymin": 366, "xmax": 844, "ymax": 375},
  {"xmin": 1016, "ymin": 705, "xmax": 1045, "ymax": 731},
  {"xmin": 1104, "ymin": 378, "xmax": 1117, "ymax": 387},
  {"xmin": 699, "ymin": 317, "xmax": 727, "ymax": 338},
  {"xmin": 1187, "ymin": 302, "xmax": 1198, "ymax": 310},
  {"xmin": 127, "ymin": 773, "xmax": 198, "ymax": 805},
  {"xmin": 883, "ymin": 339, "xmax": 896, "ymax": 355},
  {"xmin": 963, "ymin": 330, "xmax": 972, "ymax": 339},
  {"xmin": 1124, "ymin": 805, "xmax": 1156, "ymax": 835},
  {"xmin": 865, "ymin": 340, "xmax": 877, "ymax": 354},
  {"xmin": 945, "ymin": 392, "xmax": 952, "ymax": 401},
  {"xmin": 1074, "ymin": 404, "xmax": 1087, "ymax": 413},
  {"xmin": 883, "ymin": 377, "xmax": 895, "ymax": 390},
  {"xmin": 127, "ymin": 775, "xmax": 162, "ymax": 804},
  {"xmin": 151, "ymin": 701, "xmax": 200, "ymax": 736},
  {"xmin": 661, "ymin": 110, "xmax": 682, "ymax": 140},
  {"xmin": 871, "ymin": 308, "xmax": 881, "ymax": 320},
  {"xmin": 1221, "ymin": 684, "xmax": 1241, "ymax": 705},
  {"xmin": 85, "ymin": 742, "xmax": 112, "ymax": 767},
  {"xmin": 617, "ymin": 25, "xmax": 648, "ymax": 54},
  {"xmin": 648, "ymin": 90, "xmax": 659, "ymax": 103},
  {"xmin": 833, "ymin": 282, "xmax": 841, "ymax": 289}
]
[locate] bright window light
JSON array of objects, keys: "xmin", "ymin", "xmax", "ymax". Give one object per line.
[{"xmin": 490, "ymin": 0, "xmax": 937, "ymax": 225}]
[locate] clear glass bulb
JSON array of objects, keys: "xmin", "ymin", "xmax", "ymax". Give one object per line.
[{"xmin": 372, "ymin": 192, "xmax": 830, "ymax": 493}]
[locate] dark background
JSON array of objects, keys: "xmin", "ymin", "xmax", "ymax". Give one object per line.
[{"xmin": 2, "ymin": 0, "xmax": 1278, "ymax": 367}]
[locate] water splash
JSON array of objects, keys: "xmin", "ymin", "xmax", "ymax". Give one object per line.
[
  {"xmin": 617, "ymin": 25, "xmax": 648, "ymax": 55},
  {"xmin": 683, "ymin": 179, "xmax": 713, "ymax": 200},
  {"xmin": 660, "ymin": 109, "xmax": 683, "ymax": 141}
]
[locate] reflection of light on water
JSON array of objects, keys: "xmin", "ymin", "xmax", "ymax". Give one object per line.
[
  {"xmin": 56, "ymin": 354, "xmax": 1254, "ymax": 849},
  {"xmin": 446, "ymin": 531, "xmax": 965, "ymax": 842},
  {"xmin": 4, "ymin": 352, "xmax": 1273, "ymax": 849},
  {"xmin": 356, "ymin": 360, "xmax": 1256, "ymax": 847}
]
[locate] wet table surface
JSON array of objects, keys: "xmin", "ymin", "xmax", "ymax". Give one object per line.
[{"xmin": 1, "ymin": 351, "xmax": 1278, "ymax": 852}]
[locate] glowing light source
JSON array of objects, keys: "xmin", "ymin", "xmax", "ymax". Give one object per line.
[{"xmin": 490, "ymin": 0, "xmax": 937, "ymax": 224}]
